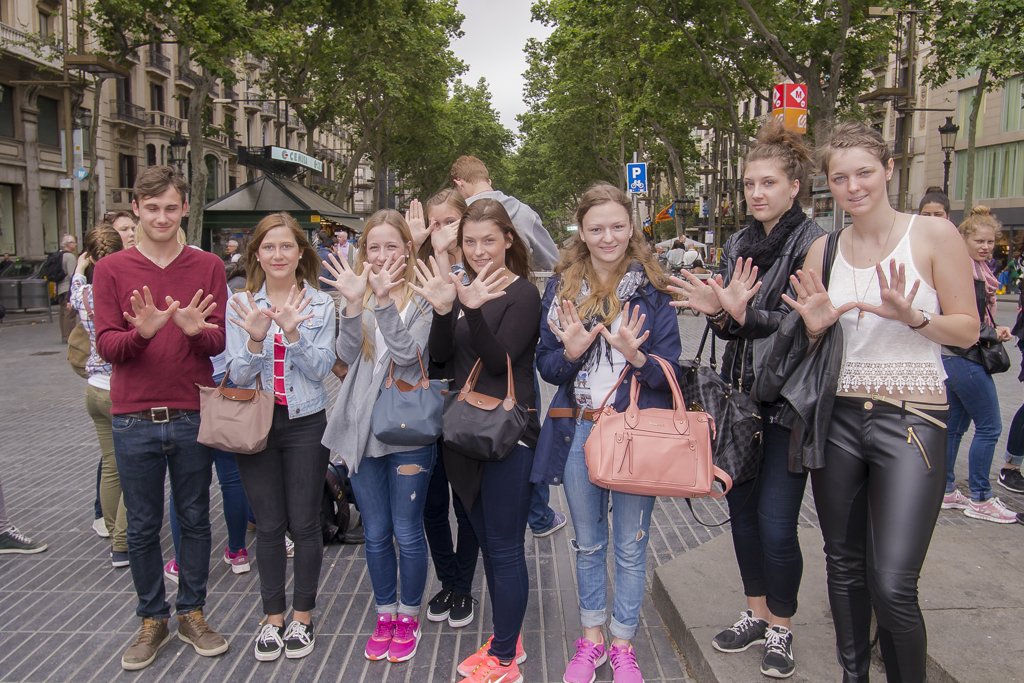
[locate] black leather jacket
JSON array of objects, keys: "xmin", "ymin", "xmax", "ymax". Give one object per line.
[{"xmin": 712, "ymin": 216, "xmax": 825, "ymax": 393}]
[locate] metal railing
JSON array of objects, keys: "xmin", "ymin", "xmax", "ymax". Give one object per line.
[
  {"xmin": 261, "ymin": 101, "xmax": 278, "ymax": 117},
  {"xmin": 177, "ymin": 65, "xmax": 195, "ymax": 86},
  {"xmin": 0, "ymin": 23, "xmax": 62, "ymax": 65},
  {"xmin": 109, "ymin": 99, "xmax": 147, "ymax": 126},
  {"xmin": 146, "ymin": 49, "xmax": 170, "ymax": 74},
  {"xmin": 146, "ymin": 111, "xmax": 183, "ymax": 131}
]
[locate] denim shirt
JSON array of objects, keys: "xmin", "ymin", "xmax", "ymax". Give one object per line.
[
  {"xmin": 530, "ymin": 275, "xmax": 682, "ymax": 485},
  {"xmin": 225, "ymin": 282, "xmax": 336, "ymax": 419}
]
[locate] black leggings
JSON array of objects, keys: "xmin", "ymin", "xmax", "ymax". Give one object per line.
[{"xmin": 812, "ymin": 397, "xmax": 947, "ymax": 683}]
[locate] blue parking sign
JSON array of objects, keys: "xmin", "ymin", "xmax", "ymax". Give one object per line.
[{"xmin": 627, "ymin": 163, "xmax": 647, "ymax": 194}]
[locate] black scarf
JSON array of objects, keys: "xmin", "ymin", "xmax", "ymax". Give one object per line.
[{"xmin": 735, "ymin": 202, "xmax": 806, "ymax": 272}]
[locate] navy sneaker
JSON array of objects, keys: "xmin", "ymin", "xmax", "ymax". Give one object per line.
[{"xmin": 533, "ymin": 512, "xmax": 567, "ymax": 538}]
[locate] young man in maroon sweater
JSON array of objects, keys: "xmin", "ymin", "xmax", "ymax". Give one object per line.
[{"xmin": 93, "ymin": 166, "xmax": 230, "ymax": 671}]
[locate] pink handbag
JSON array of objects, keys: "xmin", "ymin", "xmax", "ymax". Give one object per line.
[{"xmin": 583, "ymin": 354, "xmax": 732, "ymax": 498}]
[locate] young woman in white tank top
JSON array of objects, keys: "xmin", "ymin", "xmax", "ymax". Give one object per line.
[{"xmin": 779, "ymin": 122, "xmax": 978, "ymax": 683}]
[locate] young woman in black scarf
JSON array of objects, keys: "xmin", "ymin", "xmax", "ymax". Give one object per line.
[{"xmin": 668, "ymin": 124, "xmax": 823, "ymax": 679}]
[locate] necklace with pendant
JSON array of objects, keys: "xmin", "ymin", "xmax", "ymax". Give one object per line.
[
  {"xmin": 138, "ymin": 241, "xmax": 184, "ymax": 269},
  {"xmin": 850, "ymin": 211, "xmax": 898, "ymax": 330}
]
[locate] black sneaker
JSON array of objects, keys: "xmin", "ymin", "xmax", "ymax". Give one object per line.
[
  {"xmin": 761, "ymin": 625, "xmax": 795, "ymax": 679},
  {"xmin": 427, "ymin": 589, "xmax": 454, "ymax": 622},
  {"xmin": 712, "ymin": 610, "xmax": 768, "ymax": 653},
  {"xmin": 254, "ymin": 622, "xmax": 284, "ymax": 662},
  {"xmin": 0, "ymin": 527, "xmax": 47, "ymax": 554},
  {"xmin": 111, "ymin": 550, "xmax": 130, "ymax": 568},
  {"xmin": 998, "ymin": 468, "xmax": 1024, "ymax": 494},
  {"xmin": 448, "ymin": 593, "xmax": 477, "ymax": 628},
  {"xmin": 283, "ymin": 620, "xmax": 315, "ymax": 659}
]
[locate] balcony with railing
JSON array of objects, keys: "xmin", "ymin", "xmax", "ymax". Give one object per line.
[
  {"xmin": 261, "ymin": 101, "xmax": 278, "ymax": 117},
  {"xmin": 287, "ymin": 113, "xmax": 306, "ymax": 133},
  {"xmin": 109, "ymin": 188, "xmax": 133, "ymax": 208},
  {"xmin": 146, "ymin": 111, "xmax": 183, "ymax": 132},
  {"xmin": 1, "ymin": 22, "xmax": 63, "ymax": 66},
  {"xmin": 146, "ymin": 49, "xmax": 170, "ymax": 75},
  {"xmin": 110, "ymin": 99, "xmax": 147, "ymax": 126},
  {"xmin": 223, "ymin": 85, "xmax": 237, "ymax": 101},
  {"xmin": 242, "ymin": 91, "xmax": 260, "ymax": 111},
  {"xmin": 177, "ymin": 65, "xmax": 195, "ymax": 87}
]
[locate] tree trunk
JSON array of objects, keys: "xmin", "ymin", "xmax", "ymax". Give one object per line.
[
  {"xmin": 964, "ymin": 65, "xmax": 988, "ymax": 213},
  {"xmin": 85, "ymin": 76, "xmax": 106, "ymax": 228},
  {"xmin": 182, "ymin": 57, "xmax": 214, "ymax": 245}
]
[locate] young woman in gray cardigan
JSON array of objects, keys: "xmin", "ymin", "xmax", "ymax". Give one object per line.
[{"xmin": 319, "ymin": 209, "xmax": 435, "ymax": 665}]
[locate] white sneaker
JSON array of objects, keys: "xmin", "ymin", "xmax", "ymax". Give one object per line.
[
  {"xmin": 92, "ymin": 517, "xmax": 110, "ymax": 538},
  {"xmin": 964, "ymin": 497, "xmax": 1019, "ymax": 524},
  {"xmin": 285, "ymin": 536, "xmax": 295, "ymax": 558}
]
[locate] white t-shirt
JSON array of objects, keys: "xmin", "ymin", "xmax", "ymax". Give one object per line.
[
  {"xmin": 573, "ymin": 315, "xmax": 625, "ymax": 409},
  {"xmin": 374, "ymin": 301, "xmax": 415, "ymax": 375}
]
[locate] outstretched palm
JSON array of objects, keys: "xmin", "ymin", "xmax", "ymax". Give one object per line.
[
  {"xmin": 409, "ymin": 256, "xmax": 457, "ymax": 314},
  {"xmin": 320, "ymin": 252, "xmax": 369, "ymax": 305},
  {"xmin": 708, "ymin": 257, "xmax": 762, "ymax": 323},
  {"xmin": 667, "ymin": 272, "xmax": 722, "ymax": 315},
  {"xmin": 855, "ymin": 259, "xmax": 920, "ymax": 324},
  {"xmin": 781, "ymin": 269, "xmax": 858, "ymax": 334}
]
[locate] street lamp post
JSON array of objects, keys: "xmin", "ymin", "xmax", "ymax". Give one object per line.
[
  {"xmin": 938, "ymin": 116, "xmax": 960, "ymax": 197},
  {"xmin": 168, "ymin": 130, "xmax": 188, "ymax": 172}
]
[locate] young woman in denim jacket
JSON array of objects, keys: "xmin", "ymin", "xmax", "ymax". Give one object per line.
[
  {"xmin": 532, "ymin": 183, "xmax": 681, "ymax": 683},
  {"xmin": 319, "ymin": 210, "xmax": 435, "ymax": 666},
  {"xmin": 226, "ymin": 212, "xmax": 336, "ymax": 663}
]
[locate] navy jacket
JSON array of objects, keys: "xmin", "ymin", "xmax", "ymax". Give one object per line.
[{"xmin": 530, "ymin": 274, "xmax": 682, "ymax": 485}]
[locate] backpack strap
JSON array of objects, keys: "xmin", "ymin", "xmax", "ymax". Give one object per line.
[{"xmin": 821, "ymin": 229, "xmax": 843, "ymax": 290}]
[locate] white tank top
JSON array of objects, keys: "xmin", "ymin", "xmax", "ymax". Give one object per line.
[{"xmin": 827, "ymin": 216, "xmax": 945, "ymax": 395}]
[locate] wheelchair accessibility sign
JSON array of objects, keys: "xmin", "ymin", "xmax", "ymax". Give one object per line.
[{"xmin": 627, "ymin": 163, "xmax": 647, "ymax": 194}]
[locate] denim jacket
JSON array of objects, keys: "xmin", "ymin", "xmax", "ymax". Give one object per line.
[
  {"xmin": 225, "ymin": 282, "xmax": 336, "ymax": 419},
  {"xmin": 530, "ymin": 274, "xmax": 682, "ymax": 485}
]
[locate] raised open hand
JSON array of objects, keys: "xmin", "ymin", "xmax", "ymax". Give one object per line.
[
  {"xmin": 667, "ymin": 271, "xmax": 723, "ymax": 315},
  {"xmin": 406, "ymin": 199, "xmax": 429, "ymax": 251},
  {"xmin": 430, "ymin": 217, "xmax": 459, "ymax": 256},
  {"xmin": 367, "ymin": 254, "xmax": 407, "ymax": 305},
  {"xmin": 320, "ymin": 252, "xmax": 368, "ymax": 305},
  {"xmin": 599, "ymin": 302, "xmax": 650, "ymax": 366},
  {"xmin": 548, "ymin": 299, "xmax": 604, "ymax": 361},
  {"xmin": 855, "ymin": 259, "xmax": 921, "ymax": 324},
  {"xmin": 261, "ymin": 285, "xmax": 315, "ymax": 336},
  {"xmin": 408, "ymin": 256, "xmax": 457, "ymax": 314},
  {"xmin": 168, "ymin": 289, "xmax": 218, "ymax": 337},
  {"xmin": 454, "ymin": 262, "xmax": 507, "ymax": 309},
  {"xmin": 228, "ymin": 291, "xmax": 273, "ymax": 340},
  {"xmin": 708, "ymin": 257, "xmax": 762, "ymax": 324},
  {"xmin": 124, "ymin": 286, "xmax": 179, "ymax": 339},
  {"xmin": 781, "ymin": 269, "xmax": 858, "ymax": 335}
]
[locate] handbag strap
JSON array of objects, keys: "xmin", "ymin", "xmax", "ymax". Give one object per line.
[
  {"xmin": 822, "ymin": 229, "xmax": 843, "ymax": 290},
  {"xmin": 387, "ymin": 348, "xmax": 430, "ymax": 389},
  {"xmin": 460, "ymin": 355, "xmax": 517, "ymax": 403},
  {"xmin": 83, "ymin": 285, "xmax": 94, "ymax": 319}
]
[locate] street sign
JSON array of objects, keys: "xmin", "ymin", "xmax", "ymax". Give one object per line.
[
  {"xmin": 627, "ymin": 163, "xmax": 647, "ymax": 194},
  {"xmin": 772, "ymin": 83, "xmax": 808, "ymax": 134},
  {"xmin": 75, "ymin": 168, "xmax": 88, "ymax": 180}
]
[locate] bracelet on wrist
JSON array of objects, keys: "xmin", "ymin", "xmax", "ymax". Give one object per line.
[
  {"xmin": 707, "ymin": 309, "xmax": 729, "ymax": 324},
  {"xmin": 563, "ymin": 348, "xmax": 581, "ymax": 363},
  {"xmin": 805, "ymin": 327, "xmax": 827, "ymax": 340},
  {"xmin": 249, "ymin": 334, "xmax": 266, "ymax": 344}
]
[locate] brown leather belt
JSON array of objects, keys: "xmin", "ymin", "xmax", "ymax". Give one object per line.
[
  {"xmin": 548, "ymin": 407, "xmax": 599, "ymax": 421},
  {"xmin": 129, "ymin": 408, "xmax": 198, "ymax": 423}
]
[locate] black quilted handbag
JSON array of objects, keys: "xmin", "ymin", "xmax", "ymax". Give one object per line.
[{"xmin": 678, "ymin": 323, "xmax": 763, "ymax": 487}]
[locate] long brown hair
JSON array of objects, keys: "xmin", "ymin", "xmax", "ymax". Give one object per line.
[
  {"xmin": 245, "ymin": 212, "xmax": 321, "ymax": 293},
  {"xmin": 746, "ymin": 123, "xmax": 813, "ymax": 206},
  {"xmin": 459, "ymin": 199, "xmax": 532, "ymax": 281},
  {"xmin": 554, "ymin": 182, "xmax": 669, "ymax": 326}
]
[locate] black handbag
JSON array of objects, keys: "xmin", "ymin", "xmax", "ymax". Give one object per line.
[
  {"xmin": 978, "ymin": 312, "xmax": 1011, "ymax": 374},
  {"xmin": 442, "ymin": 355, "xmax": 531, "ymax": 462},
  {"xmin": 678, "ymin": 323, "xmax": 763, "ymax": 487}
]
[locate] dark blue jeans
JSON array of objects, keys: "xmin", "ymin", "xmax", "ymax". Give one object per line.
[
  {"xmin": 942, "ymin": 354, "xmax": 1001, "ymax": 501},
  {"xmin": 423, "ymin": 442, "xmax": 479, "ymax": 594},
  {"xmin": 169, "ymin": 448, "xmax": 250, "ymax": 555},
  {"xmin": 726, "ymin": 409, "xmax": 808, "ymax": 619},
  {"xmin": 112, "ymin": 412, "xmax": 213, "ymax": 619}
]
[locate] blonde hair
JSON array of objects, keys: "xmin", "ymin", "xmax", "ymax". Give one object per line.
[
  {"xmin": 959, "ymin": 205, "xmax": 1002, "ymax": 241},
  {"xmin": 815, "ymin": 120, "xmax": 893, "ymax": 177},
  {"xmin": 245, "ymin": 212, "xmax": 321, "ymax": 293},
  {"xmin": 554, "ymin": 183, "xmax": 669, "ymax": 326},
  {"xmin": 354, "ymin": 210, "xmax": 420, "ymax": 362}
]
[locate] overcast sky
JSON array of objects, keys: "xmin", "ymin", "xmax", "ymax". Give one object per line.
[{"xmin": 450, "ymin": 0, "xmax": 554, "ymax": 135}]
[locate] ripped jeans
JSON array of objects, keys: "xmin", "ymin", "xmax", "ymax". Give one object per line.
[
  {"xmin": 563, "ymin": 420, "xmax": 656, "ymax": 641},
  {"xmin": 350, "ymin": 445, "xmax": 436, "ymax": 615}
]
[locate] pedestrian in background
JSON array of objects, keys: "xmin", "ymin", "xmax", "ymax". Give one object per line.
[
  {"xmin": 918, "ymin": 186, "xmax": 950, "ymax": 221},
  {"xmin": 57, "ymin": 233, "xmax": 79, "ymax": 342},
  {"xmin": 0, "ymin": 473, "xmax": 47, "ymax": 554},
  {"xmin": 940, "ymin": 206, "xmax": 1017, "ymax": 522},
  {"xmin": 227, "ymin": 212, "xmax": 335, "ymax": 662}
]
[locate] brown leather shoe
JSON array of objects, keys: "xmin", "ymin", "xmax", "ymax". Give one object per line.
[
  {"xmin": 121, "ymin": 617, "xmax": 170, "ymax": 670},
  {"xmin": 177, "ymin": 609, "xmax": 228, "ymax": 656}
]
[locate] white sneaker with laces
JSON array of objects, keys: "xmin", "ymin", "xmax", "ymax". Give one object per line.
[
  {"xmin": 92, "ymin": 517, "xmax": 110, "ymax": 538},
  {"xmin": 942, "ymin": 488, "xmax": 969, "ymax": 510}
]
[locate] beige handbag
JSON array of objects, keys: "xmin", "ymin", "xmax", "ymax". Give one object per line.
[
  {"xmin": 196, "ymin": 371, "xmax": 274, "ymax": 454},
  {"xmin": 584, "ymin": 354, "xmax": 732, "ymax": 498}
]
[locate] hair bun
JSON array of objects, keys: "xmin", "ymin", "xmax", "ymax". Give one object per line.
[
  {"xmin": 925, "ymin": 186, "xmax": 945, "ymax": 195},
  {"xmin": 971, "ymin": 205, "xmax": 991, "ymax": 216}
]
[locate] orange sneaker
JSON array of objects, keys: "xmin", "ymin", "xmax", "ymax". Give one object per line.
[
  {"xmin": 457, "ymin": 635, "xmax": 527, "ymax": 677},
  {"xmin": 459, "ymin": 654, "xmax": 524, "ymax": 683}
]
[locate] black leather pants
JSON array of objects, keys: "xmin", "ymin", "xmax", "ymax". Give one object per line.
[{"xmin": 812, "ymin": 397, "xmax": 947, "ymax": 683}]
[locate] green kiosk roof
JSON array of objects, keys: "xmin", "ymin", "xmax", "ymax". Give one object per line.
[{"xmin": 203, "ymin": 174, "xmax": 364, "ymax": 233}]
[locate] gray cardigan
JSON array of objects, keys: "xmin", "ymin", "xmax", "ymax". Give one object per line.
[{"xmin": 321, "ymin": 294, "xmax": 433, "ymax": 473}]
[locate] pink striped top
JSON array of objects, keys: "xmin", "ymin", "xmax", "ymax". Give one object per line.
[{"xmin": 273, "ymin": 333, "xmax": 287, "ymax": 405}]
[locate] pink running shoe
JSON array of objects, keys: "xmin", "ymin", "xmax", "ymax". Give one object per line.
[
  {"xmin": 965, "ymin": 497, "xmax": 1019, "ymax": 523},
  {"xmin": 388, "ymin": 614, "xmax": 421, "ymax": 662},
  {"xmin": 563, "ymin": 637, "xmax": 608, "ymax": 683},
  {"xmin": 942, "ymin": 489, "xmax": 969, "ymax": 509},
  {"xmin": 223, "ymin": 547, "xmax": 251, "ymax": 574},
  {"xmin": 163, "ymin": 559, "xmax": 178, "ymax": 584},
  {"xmin": 365, "ymin": 613, "xmax": 395, "ymax": 660},
  {"xmin": 457, "ymin": 635, "xmax": 527, "ymax": 677},
  {"xmin": 608, "ymin": 643, "xmax": 645, "ymax": 683}
]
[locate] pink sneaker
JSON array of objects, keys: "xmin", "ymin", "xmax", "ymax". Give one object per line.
[
  {"xmin": 942, "ymin": 488, "xmax": 969, "ymax": 510},
  {"xmin": 223, "ymin": 547, "xmax": 250, "ymax": 574},
  {"xmin": 388, "ymin": 614, "xmax": 421, "ymax": 662},
  {"xmin": 163, "ymin": 559, "xmax": 178, "ymax": 584},
  {"xmin": 365, "ymin": 613, "xmax": 395, "ymax": 660},
  {"xmin": 563, "ymin": 637, "xmax": 608, "ymax": 683},
  {"xmin": 457, "ymin": 635, "xmax": 527, "ymax": 676},
  {"xmin": 608, "ymin": 643, "xmax": 645, "ymax": 683},
  {"xmin": 965, "ymin": 497, "xmax": 1019, "ymax": 524}
]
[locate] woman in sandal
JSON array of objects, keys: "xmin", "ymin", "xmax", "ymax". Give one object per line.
[
  {"xmin": 532, "ymin": 182, "xmax": 680, "ymax": 683},
  {"xmin": 226, "ymin": 212, "xmax": 336, "ymax": 662}
]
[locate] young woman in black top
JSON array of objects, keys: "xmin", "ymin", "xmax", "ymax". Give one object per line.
[{"xmin": 414, "ymin": 198, "xmax": 539, "ymax": 683}]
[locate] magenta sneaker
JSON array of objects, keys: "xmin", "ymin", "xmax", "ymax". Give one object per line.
[
  {"xmin": 163, "ymin": 559, "xmax": 178, "ymax": 584},
  {"xmin": 223, "ymin": 547, "xmax": 251, "ymax": 574},
  {"xmin": 388, "ymin": 614, "xmax": 421, "ymax": 662},
  {"xmin": 563, "ymin": 637, "xmax": 608, "ymax": 683},
  {"xmin": 942, "ymin": 488, "xmax": 969, "ymax": 509},
  {"xmin": 608, "ymin": 643, "xmax": 645, "ymax": 683},
  {"xmin": 365, "ymin": 613, "xmax": 395, "ymax": 660}
]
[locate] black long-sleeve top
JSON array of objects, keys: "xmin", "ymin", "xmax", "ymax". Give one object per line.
[{"xmin": 429, "ymin": 276, "xmax": 541, "ymax": 508}]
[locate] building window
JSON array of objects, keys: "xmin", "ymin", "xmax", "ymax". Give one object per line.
[
  {"xmin": 38, "ymin": 11, "xmax": 50, "ymax": 38},
  {"xmin": 150, "ymin": 83, "xmax": 165, "ymax": 113},
  {"xmin": 37, "ymin": 96, "xmax": 60, "ymax": 147},
  {"xmin": 0, "ymin": 84, "xmax": 14, "ymax": 138},
  {"xmin": 957, "ymin": 87, "xmax": 985, "ymax": 139},
  {"xmin": 953, "ymin": 141, "xmax": 1024, "ymax": 201},
  {"xmin": 205, "ymin": 155, "xmax": 218, "ymax": 203},
  {"xmin": 1003, "ymin": 76, "xmax": 1023, "ymax": 133},
  {"xmin": 0, "ymin": 184, "xmax": 15, "ymax": 255},
  {"xmin": 118, "ymin": 153, "xmax": 137, "ymax": 189},
  {"xmin": 146, "ymin": 144, "xmax": 157, "ymax": 166},
  {"xmin": 116, "ymin": 76, "xmax": 133, "ymax": 104},
  {"xmin": 40, "ymin": 187, "xmax": 59, "ymax": 253}
]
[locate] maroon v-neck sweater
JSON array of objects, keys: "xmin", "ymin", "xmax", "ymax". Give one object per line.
[{"xmin": 92, "ymin": 247, "xmax": 227, "ymax": 414}]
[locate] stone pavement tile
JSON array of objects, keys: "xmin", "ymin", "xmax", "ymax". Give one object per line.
[
  {"xmin": 2, "ymin": 633, "xmax": 69, "ymax": 681},
  {"xmin": 12, "ymin": 632, "xmax": 91, "ymax": 683},
  {"xmin": 47, "ymin": 632, "xmax": 120, "ymax": 682}
]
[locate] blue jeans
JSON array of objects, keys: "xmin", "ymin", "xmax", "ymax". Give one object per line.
[
  {"xmin": 528, "ymin": 359, "xmax": 559, "ymax": 533},
  {"xmin": 1005, "ymin": 401, "xmax": 1024, "ymax": 467},
  {"xmin": 563, "ymin": 420, "xmax": 655, "ymax": 641},
  {"xmin": 169, "ymin": 448, "xmax": 250, "ymax": 555},
  {"xmin": 350, "ymin": 445, "xmax": 436, "ymax": 616},
  {"xmin": 423, "ymin": 442, "xmax": 478, "ymax": 594},
  {"xmin": 942, "ymin": 355, "xmax": 1001, "ymax": 501},
  {"xmin": 112, "ymin": 412, "xmax": 213, "ymax": 619},
  {"xmin": 726, "ymin": 409, "xmax": 808, "ymax": 619}
]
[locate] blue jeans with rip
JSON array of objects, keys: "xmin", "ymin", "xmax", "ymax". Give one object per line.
[
  {"xmin": 350, "ymin": 445, "xmax": 436, "ymax": 616},
  {"xmin": 563, "ymin": 419, "xmax": 655, "ymax": 641},
  {"xmin": 112, "ymin": 412, "xmax": 212, "ymax": 619},
  {"xmin": 942, "ymin": 355, "xmax": 1002, "ymax": 502}
]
